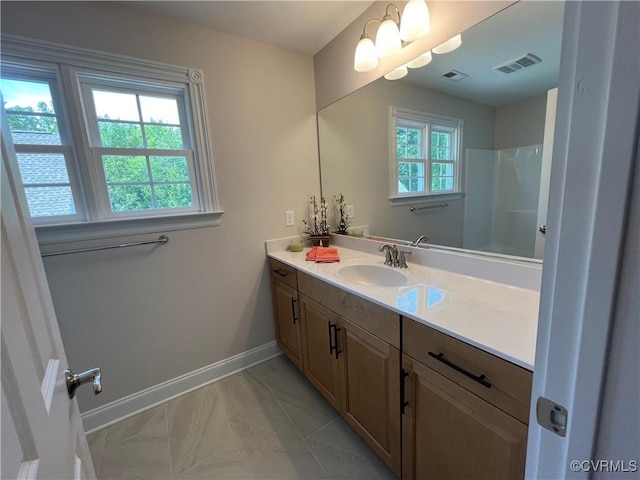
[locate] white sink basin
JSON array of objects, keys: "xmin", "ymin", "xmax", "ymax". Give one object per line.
[{"xmin": 336, "ymin": 264, "xmax": 409, "ymax": 287}]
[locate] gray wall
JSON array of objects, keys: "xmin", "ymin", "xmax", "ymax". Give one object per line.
[
  {"xmin": 494, "ymin": 93, "xmax": 547, "ymax": 150},
  {"xmin": 313, "ymin": 1, "xmax": 515, "ymax": 109},
  {"xmin": 1, "ymin": 1, "xmax": 320, "ymax": 412},
  {"xmin": 319, "ymin": 78, "xmax": 495, "ymax": 246},
  {"xmin": 593, "ymin": 152, "xmax": 639, "ymax": 478}
]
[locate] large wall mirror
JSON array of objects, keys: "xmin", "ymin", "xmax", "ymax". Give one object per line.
[{"xmin": 319, "ymin": 1, "xmax": 564, "ymax": 261}]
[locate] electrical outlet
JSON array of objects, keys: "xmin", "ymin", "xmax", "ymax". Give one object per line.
[
  {"xmin": 285, "ymin": 210, "xmax": 295, "ymax": 227},
  {"xmin": 346, "ymin": 205, "xmax": 354, "ymax": 218}
]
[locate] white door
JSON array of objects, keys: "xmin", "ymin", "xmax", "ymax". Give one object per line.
[
  {"xmin": 526, "ymin": 1, "xmax": 639, "ymax": 478},
  {"xmin": 1, "ymin": 112, "xmax": 96, "ymax": 479},
  {"xmin": 533, "ymin": 88, "xmax": 557, "ymax": 260}
]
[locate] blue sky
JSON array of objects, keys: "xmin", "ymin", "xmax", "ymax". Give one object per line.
[{"xmin": 0, "ymin": 78, "xmax": 53, "ymax": 110}]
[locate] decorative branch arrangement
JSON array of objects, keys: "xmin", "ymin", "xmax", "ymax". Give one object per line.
[
  {"xmin": 333, "ymin": 193, "xmax": 351, "ymax": 234},
  {"xmin": 302, "ymin": 195, "xmax": 329, "ymax": 236}
]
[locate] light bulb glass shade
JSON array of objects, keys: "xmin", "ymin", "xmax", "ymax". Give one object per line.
[
  {"xmin": 400, "ymin": 0, "xmax": 431, "ymax": 41},
  {"xmin": 384, "ymin": 65, "xmax": 408, "ymax": 80},
  {"xmin": 376, "ymin": 16, "xmax": 402, "ymax": 57},
  {"xmin": 407, "ymin": 50, "xmax": 432, "ymax": 68},
  {"xmin": 432, "ymin": 34, "xmax": 462, "ymax": 54},
  {"xmin": 354, "ymin": 36, "xmax": 378, "ymax": 72}
]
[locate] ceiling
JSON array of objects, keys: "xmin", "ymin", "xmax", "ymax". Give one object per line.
[
  {"xmin": 124, "ymin": 1, "xmax": 374, "ymax": 56},
  {"xmin": 401, "ymin": 1, "xmax": 565, "ymax": 106},
  {"xmin": 124, "ymin": 0, "xmax": 564, "ymax": 106}
]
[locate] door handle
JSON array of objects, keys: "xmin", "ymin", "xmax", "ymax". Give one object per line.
[
  {"xmin": 539, "ymin": 224, "xmax": 547, "ymax": 234},
  {"xmin": 65, "ymin": 367, "xmax": 102, "ymax": 399}
]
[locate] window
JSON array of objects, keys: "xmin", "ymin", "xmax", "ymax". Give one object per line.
[
  {"xmin": 81, "ymin": 80, "xmax": 198, "ymax": 215},
  {"xmin": 1, "ymin": 74, "xmax": 81, "ymax": 220},
  {"xmin": 390, "ymin": 107, "xmax": 462, "ymax": 200},
  {"xmin": 1, "ymin": 36, "xmax": 221, "ymax": 242}
]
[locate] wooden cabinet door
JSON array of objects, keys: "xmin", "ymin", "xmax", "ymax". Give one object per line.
[
  {"xmin": 402, "ymin": 355, "xmax": 527, "ymax": 480},
  {"xmin": 271, "ymin": 278, "xmax": 302, "ymax": 370},
  {"xmin": 340, "ymin": 319, "xmax": 401, "ymax": 476},
  {"xmin": 299, "ymin": 294, "xmax": 342, "ymax": 411}
]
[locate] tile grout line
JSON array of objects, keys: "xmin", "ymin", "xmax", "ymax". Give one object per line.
[
  {"xmin": 261, "ymin": 371, "xmax": 333, "ymax": 480},
  {"xmin": 94, "ymin": 429, "xmax": 108, "ymax": 479},
  {"xmin": 167, "ymin": 369, "xmax": 269, "ymax": 480},
  {"xmin": 171, "ymin": 383, "xmax": 244, "ymax": 479},
  {"xmin": 164, "ymin": 403, "xmax": 174, "ymax": 480},
  {"xmin": 213, "ymin": 378, "xmax": 245, "ymax": 455},
  {"xmin": 303, "ymin": 415, "xmax": 341, "ymax": 441}
]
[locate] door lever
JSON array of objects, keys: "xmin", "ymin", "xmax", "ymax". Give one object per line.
[{"xmin": 65, "ymin": 367, "xmax": 102, "ymax": 399}]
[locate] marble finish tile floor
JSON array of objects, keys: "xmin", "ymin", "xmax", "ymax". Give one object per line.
[{"xmin": 87, "ymin": 354, "xmax": 396, "ymax": 479}]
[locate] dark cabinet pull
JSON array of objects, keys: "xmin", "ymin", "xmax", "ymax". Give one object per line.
[
  {"xmin": 401, "ymin": 369, "xmax": 410, "ymax": 414},
  {"xmin": 328, "ymin": 322, "xmax": 342, "ymax": 359},
  {"xmin": 273, "ymin": 268, "xmax": 289, "ymax": 277},
  {"xmin": 428, "ymin": 351, "xmax": 492, "ymax": 388},
  {"xmin": 290, "ymin": 297, "xmax": 298, "ymax": 324},
  {"xmin": 333, "ymin": 325, "xmax": 342, "ymax": 359}
]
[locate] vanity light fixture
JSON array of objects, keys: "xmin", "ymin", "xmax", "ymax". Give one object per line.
[
  {"xmin": 353, "ymin": 0, "xmax": 431, "ymax": 73},
  {"xmin": 354, "ymin": 20, "xmax": 380, "ymax": 72},
  {"xmin": 384, "ymin": 65, "xmax": 408, "ymax": 80},
  {"xmin": 432, "ymin": 33, "xmax": 462, "ymax": 54},
  {"xmin": 407, "ymin": 50, "xmax": 432, "ymax": 69},
  {"xmin": 376, "ymin": 5, "xmax": 402, "ymax": 57}
]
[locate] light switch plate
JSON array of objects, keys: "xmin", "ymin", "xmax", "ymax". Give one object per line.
[
  {"xmin": 285, "ymin": 210, "xmax": 295, "ymax": 226},
  {"xmin": 346, "ymin": 205, "xmax": 354, "ymax": 218}
]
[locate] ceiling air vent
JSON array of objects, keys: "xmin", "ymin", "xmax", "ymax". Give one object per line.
[
  {"xmin": 442, "ymin": 69, "xmax": 468, "ymax": 81},
  {"xmin": 494, "ymin": 53, "xmax": 542, "ymax": 74}
]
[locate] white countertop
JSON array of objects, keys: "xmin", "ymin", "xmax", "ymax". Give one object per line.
[{"xmin": 268, "ymin": 244, "xmax": 539, "ymax": 371}]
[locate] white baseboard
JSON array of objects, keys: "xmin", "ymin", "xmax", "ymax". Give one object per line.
[{"xmin": 82, "ymin": 341, "xmax": 281, "ymax": 434}]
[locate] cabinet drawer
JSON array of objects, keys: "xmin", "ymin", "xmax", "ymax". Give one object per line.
[
  {"xmin": 269, "ymin": 258, "xmax": 297, "ymax": 289},
  {"xmin": 402, "ymin": 317, "xmax": 532, "ymax": 424},
  {"xmin": 298, "ymin": 272, "xmax": 399, "ymax": 348}
]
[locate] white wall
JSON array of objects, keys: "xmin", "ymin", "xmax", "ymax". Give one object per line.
[
  {"xmin": 494, "ymin": 94, "xmax": 547, "ymax": 150},
  {"xmin": 1, "ymin": 2, "xmax": 320, "ymax": 413},
  {"xmin": 319, "ymin": 78, "xmax": 495, "ymax": 246}
]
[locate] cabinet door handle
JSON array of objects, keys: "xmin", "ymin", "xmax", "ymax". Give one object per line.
[
  {"xmin": 273, "ymin": 268, "xmax": 289, "ymax": 277},
  {"xmin": 291, "ymin": 297, "xmax": 298, "ymax": 324},
  {"xmin": 328, "ymin": 322, "xmax": 342, "ymax": 359},
  {"xmin": 428, "ymin": 351, "xmax": 492, "ymax": 388},
  {"xmin": 401, "ymin": 369, "xmax": 410, "ymax": 414},
  {"xmin": 333, "ymin": 325, "xmax": 341, "ymax": 359}
]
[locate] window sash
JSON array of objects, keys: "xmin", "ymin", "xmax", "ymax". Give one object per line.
[
  {"xmin": 91, "ymin": 147, "xmax": 200, "ymax": 217},
  {"xmin": 79, "ymin": 79, "xmax": 192, "ymax": 151},
  {"xmin": 2, "ymin": 64, "xmax": 87, "ymax": 224},
  {"xmin": 391, "ymin": 107, "xmax": 462, "ymax": 198}
]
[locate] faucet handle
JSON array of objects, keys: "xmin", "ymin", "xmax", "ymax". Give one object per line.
[{"xmin": 397, "ymin": 249, "xmax": 410, "ymax": 268}]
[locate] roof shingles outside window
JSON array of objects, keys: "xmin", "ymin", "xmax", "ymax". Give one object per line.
[{"xmin": 13, "ymin": 131, "xmax": 75, "ymax": 217}]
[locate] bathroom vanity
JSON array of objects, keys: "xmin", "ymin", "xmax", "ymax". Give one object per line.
[{"xmin": 267, "ymin": 235, "xmax": 539, "ymax": 479}]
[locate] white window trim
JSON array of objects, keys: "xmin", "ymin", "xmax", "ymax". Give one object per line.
[
  {"xmin": 2, "ymin": 60, "xmax": 90, "ymax": 225},
  {"xmin": 388, "ymin": 107, "xmax": 464, "ymax": 203},
  {"xmin": 1, "ymin": 34, "xmax": 223, "ymax": 244}
]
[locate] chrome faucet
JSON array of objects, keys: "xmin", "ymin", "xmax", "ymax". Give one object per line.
[
  {"xmin": 378, "ymin": 244, "xmax": 397, "ymax": 266},
  {"xmin": 411, "ymin": 234, "xmax": 430, "ymax": 247},
  {"xmin": 378, "ymin": 244, "xmax": 409, "ymax": 268}
]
